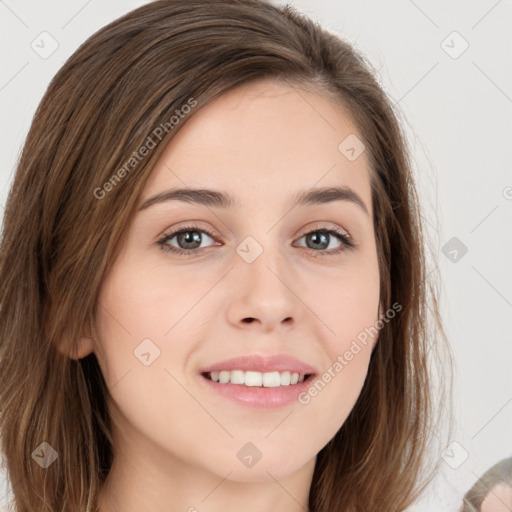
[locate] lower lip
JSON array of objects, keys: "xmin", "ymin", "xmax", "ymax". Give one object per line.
[{"xmin": 199, "ymin": 374, "xmax": 314, "ymax": 409}]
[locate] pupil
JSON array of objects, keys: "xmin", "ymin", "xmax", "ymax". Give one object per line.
[
  {"xmin": 179, "ymin": 231, "xmax": 201, "ymax": 249},
  {"xmin": 309, "ymin": 232, "xmax": 328, "ymax": 250}
]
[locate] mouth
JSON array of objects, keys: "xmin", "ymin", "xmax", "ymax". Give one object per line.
[
  {"xmin": 199, "ymin": 370, "xmax": 315, "ymax": 409},
  {"xmin": 197, "ymin": 354, "xmax": 317, "ymax": 409},
  {"xmin": 201, "ymin": 370, "xmax": 313, "ymax": 387}
]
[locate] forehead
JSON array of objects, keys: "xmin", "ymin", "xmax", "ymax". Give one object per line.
[{"xmin": 140, "ymin": 78, "xmax": 372, "ymax": 213}]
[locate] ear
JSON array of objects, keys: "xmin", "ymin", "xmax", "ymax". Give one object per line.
[
  {"xmin": 55, "ymin": 325, "xmax": 96, "ymax": 360},
  {"xmin": 69, "ymin": 336, "xmax": 95, "ymax": 360}
]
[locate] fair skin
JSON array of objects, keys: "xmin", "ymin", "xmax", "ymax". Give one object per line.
[
  {"xmin": 481, "ymin": 483, "xmax": 512, "ymax": 512},
  {"xmin": 74, "ymin": 78, "xmax": 381, "ymax": 512}
]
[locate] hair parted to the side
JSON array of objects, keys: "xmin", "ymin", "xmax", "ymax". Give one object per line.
[{"xmin": 0, "ymin": 1, "xmax": 453, "ymax": 511}]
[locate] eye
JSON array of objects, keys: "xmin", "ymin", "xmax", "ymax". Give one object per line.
[
  {"xmin": 294, "ymin": 225, "xmax": 354, "ymax": 256},
  {"xmin": 156, "ymin": 223, "xmax": 355, "ymax": 257},
  {"xmin": 157, "ymin": 224, "xmax": 218, "ymax": 256}
]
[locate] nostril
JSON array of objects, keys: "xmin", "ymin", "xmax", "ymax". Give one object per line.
[{"xmin": 243, "ymin": 318, "xmax": 256, "ymax": 323}]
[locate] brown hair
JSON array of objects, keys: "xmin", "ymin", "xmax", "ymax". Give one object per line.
[
  {"xmin": 0, "ymin": 1, "xmax": 452, "ymax": 511},
  {"xmin": 460, "ymin": 457, "xmax": 512, "ymax": 512}
]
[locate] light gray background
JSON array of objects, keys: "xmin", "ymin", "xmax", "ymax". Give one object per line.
[{"xmin": 1, "ymin": 1, "xmax": 511, "ymax": 511}]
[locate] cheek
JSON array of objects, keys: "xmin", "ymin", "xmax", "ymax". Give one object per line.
[
  {"xmin": 297, "ymin": 260, "xmax": 380, "ymax": 426},
  {"xmin": 304, "ymin": 254, "xmax": 380, "ymax": 344},
  {"xmin": 294, "ymin": 323, "xmax": 375, "ymax": 459},
  {"xmin": 93, "ymin": 264, "xmax": 205, "ymax": 460},
  {"xmin": 94, "ymin": 254, "xmax": 199, "ymax": 350},
  {"xmin": 93, "ymin": 257, "xmax": 179, "ymax": 385},
  {"xmin": 93, "ymin": 254, "xmax": 218, "ymax": 420}
]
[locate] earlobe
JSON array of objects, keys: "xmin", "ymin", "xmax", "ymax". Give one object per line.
[
  {"xmin": 70, "ymin": 336, "xmax": 95, "ymax": 360},
  {"xmin": 55, "ymin": 328, "xmax": 96, "ymax": 360},
  {"xmin": 71, "ymin": 322, "xmax": 97, "ymax": 360}
]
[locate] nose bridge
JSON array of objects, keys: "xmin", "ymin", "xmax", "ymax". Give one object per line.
[
  {"xmin": 236, "ymin": 231, "xmax": 287, "ymax": 289},
  {"xmin": 228, "ymin": 231, "xmax": 298, "ymax": 329}
]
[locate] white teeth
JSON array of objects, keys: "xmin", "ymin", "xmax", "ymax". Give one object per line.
[
  {"xmin": 219, "ymin": 370, "xmax": 230, "ymax": 384},
  {"xmin": 262, "ymin": 371, "xmax": 280, "ymax": 387},
  {"xmin": 206, "ymin": 370, "xmax": 308, "ymax": 386},
  {"xmin": 280, "ymin": 371, "xmax": 291, "ymax": 385},
  {"xmin": 230, "ymin": 370, "xmax": 245, "ymax": 384},
  {"xmin": 244, "ymin": 371, "xmax": 262, "ymax": 386}
]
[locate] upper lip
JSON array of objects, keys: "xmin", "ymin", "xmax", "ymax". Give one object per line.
[{"xmin": 199, "ymin": 354, "xmax": 316, "ymax": 375}]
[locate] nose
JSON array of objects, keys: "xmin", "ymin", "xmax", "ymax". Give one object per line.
[{"xmin": 226, "ymin": 249, "xmax": 299, "ymax": 333}]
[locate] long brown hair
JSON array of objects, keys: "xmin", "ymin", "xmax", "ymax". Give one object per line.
[{"xmin": 0, "ymin": 1, "xmax": 452, "ymax": 510}]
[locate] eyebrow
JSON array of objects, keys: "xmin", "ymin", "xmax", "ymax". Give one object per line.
[{"xmin": 138, "ymin": 186, "xmax": 369, "ymax": 216}]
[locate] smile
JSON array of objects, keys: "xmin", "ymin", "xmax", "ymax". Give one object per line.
[{"xmin": 204, "ymin": 370, "xmax": 309, "ymax": 386}]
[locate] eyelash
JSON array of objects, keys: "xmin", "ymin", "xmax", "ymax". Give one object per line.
[{"xmin": 156, "ymin": 223, "xmax": 355, "ymax": 258}]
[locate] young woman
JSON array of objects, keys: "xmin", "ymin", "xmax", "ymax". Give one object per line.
[{"xmin": 0, "ymin": 1, "xmax": 452, "ymax": 511}]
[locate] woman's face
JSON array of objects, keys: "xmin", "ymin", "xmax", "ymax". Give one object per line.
[{"xmin": 90, "ymin": 78, "xmax": 381, "ymax": 485}]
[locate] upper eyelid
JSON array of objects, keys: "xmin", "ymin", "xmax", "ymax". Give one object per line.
[
  {"xmin": 159, "ymin": 222, "xmax": 351, "ymax": 240},
  {"xmin": 159, "ymin": 223, "xmax": 219, "ymax": 242}
]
